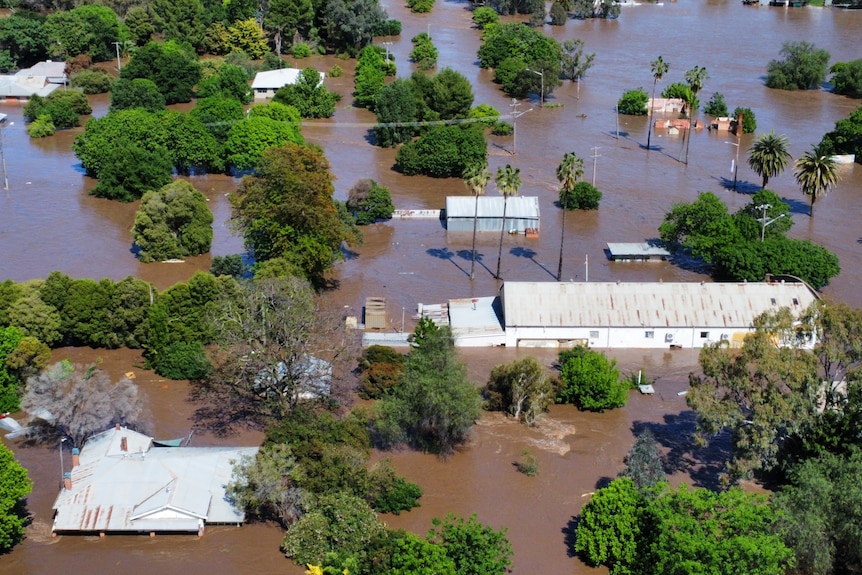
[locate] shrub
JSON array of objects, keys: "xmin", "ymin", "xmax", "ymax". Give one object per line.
[
  {"xmin": 70, "ymin": 70, "xmax": 114, "ymax": 94},
  {"xmin": 703, "ymin": 92, "xmax": 728, "ymax": 117},
  {"xmin": 347, "ymin": 179, "xmax": 396, "ymax": 224},
  {"xmin": 617, "ymin": 88, "xmax": 648, "ymax": 116},
  {"xmin": 410, "ymin": 32, "xmax": 438, "ymax": 70},
  {"xmin": 830, "ymin": 59, "xmax": 862, "ymax": 99},
  {"xmin": 210, "ymin": 254, "xmax": 245, "ymax": 278},
  {"xmin": 328, "ymin": 64, "xmax": 343, "ymax": 78},
  {"xmin": 560, "ymin": 181, "xmax": 601, "ymax": 210},
  {"xmin": 549, "ymin": 0, "xmax": 568, "ymax": 25},
  {"xmin": 407, "ymin": 0, "xmax": 434, "ymax": 12},
  {"xmin": 292, "ymin": 43, "xmax": 311, "ymax": 58},
  {"xmin": 557, "ymin": 347, "xmax": 628, "ymax": 411},
  {"xmin": 766, "ymin": 41, "xmax": 830, "ymax": 91},
  {"xmin": 395, "ymin": 125, "xmax": 487, "ymax": 177},
  {"xmin": 27, "ymin": 115, "xmax": 55, "ymax": 138},
  {"xmin": 357, "ymin": 345, "xmax": 405, "ymax": 398},
  {"xmin": 732, "ymin": 106, "xmax": 756, "ymax": 134},
  {"xmin": 367, "ymin": 460, "xmax": 423, "ymax": 514},
  {"xmin": 377, "ymin": 19, "xmax": 403, "ymax": 36},
  {"xmin": 516, "ymin": 449, "xmax": 539, "ymax": 476},
  {"xmin": 473, "ymin": 6, "xmax": 499, "ymax": 28},
  {"xmin": 152, "ymin": 341, "xmax": 212, "ymax": 379}
]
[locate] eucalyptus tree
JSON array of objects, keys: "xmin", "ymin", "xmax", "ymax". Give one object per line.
[
  {"xmin": 794, "ymin": 145, "xmax": 841, "ymax": 217},
  {"xmin": 556, "ymin": 152, "xmax": 585, "ymax": 281},
  {"xmin": 463, "ymin": 163, "xmax": 492, "ymax": 281},
  {"xmin": 682, "ymin": 65, "xmax": 708, "ymax": 164},
  {"xmin": 647, "ymin": 56, "xmax": 668, "ymax": 150},
  {"xmin": 748, "ymin": 131, "xmax": 792, "ymax": 188},
  {"xmin": 494, "ymin": 164, "xmax": 521, "ymax": 280}
]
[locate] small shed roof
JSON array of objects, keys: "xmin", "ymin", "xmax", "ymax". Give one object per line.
[
  {"xmin": 251, "ymin": 68, "xmax": 324, "ymax": 89},
  {"xmin": 607, "ymin": 242, "xmax": 670, "ymax": 258},
  {"xmin": 500, "ymin": 281, "xmax": 818, "ymax": 329},
  {"xmin": 446, "ymin": 196, "xmax": 540, "ymax": 220}
]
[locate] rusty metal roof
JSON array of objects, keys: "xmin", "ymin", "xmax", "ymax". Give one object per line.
[
  {"xmin": 501, "ymin": 281, "xmax": 818, "ymax": 328},
  {"xmin": 52, "ymin": 426, "xmax": 257, "ymax": 533}
]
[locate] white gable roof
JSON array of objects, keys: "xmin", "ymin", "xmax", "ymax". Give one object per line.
[{"xmin": 251, "ymin": 68, "xmax": 324, "ymax": 90}]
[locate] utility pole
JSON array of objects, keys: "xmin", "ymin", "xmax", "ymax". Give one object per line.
[
  {"xmin": 0, "ymin": 120, "xmax": 12, "ymax": 191},
  {"xmin": 509, "ymin": 99, "xmax": 533, "ymax": 156},
  {"xmin": 113, "ymin": 41, "xmax": 122, "ymax": 71},
  {"xmin": 527, "ymin": 68, "xmax": 544, "ymax": 107},
  {"xmin": 382, "ymin": 41, "xmax": 392, "ymax": 61},
  {"xmin": 590, "ymin": 146, "xmax": 601, "ymax": 186},
  {"xmin": 756, "ymin": 203, "xmax": 786, "ymax": 242}
]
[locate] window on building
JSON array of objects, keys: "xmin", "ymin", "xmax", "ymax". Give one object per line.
[
  {"xmin": 771, "ymin": 298, "xmax": 777, "ymax": 305},
  {"xmin": 645, "ymin": 331, "xmax": 654, "ymax": 339},
  {"xmin": 793, "ymin": 297, "xmax": 799, "ymax": 306},
  {"xmin": 720, "ymin": 333, "xmax": 729, "ymax": 341},
  {"xmin": 589, "ymin": 330, "xmax": 599, "ymax": 339},
  {"xmin": 700, "ymin": 331, "xmax": 709, "ymax": 338}
]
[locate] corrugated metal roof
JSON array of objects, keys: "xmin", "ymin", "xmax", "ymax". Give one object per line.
[
  {"xmin": 606, "ymin": 242, "xmax": 670, "ymax": 257},
  {"xmin": 52, "ymin": 427, "xmax": 257, "ymax": 533},
  {"xmin": 251, "ymin": 68, "xmax": 324, "ymax": 89},
  {"xmin": 446, "ymin": 196, "xmax": 540, "ymax": 220},
  {"xmin": 449, "ymin": 296, "xmax": 505, "ymax": 335},
  {"xmin": 501, "ymin": 281, "xmax": 818, "ymax": 328}
]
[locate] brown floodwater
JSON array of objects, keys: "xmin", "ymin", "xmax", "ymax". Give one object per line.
[{"xmin": 2, "ymin": 2, "xmax": 862, "ymax": 573}]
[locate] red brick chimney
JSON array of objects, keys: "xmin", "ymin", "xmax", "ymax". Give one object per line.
[
  {"xmin": 63, "ymin": 472, "xmax": 71, "ymax": 490},
  {"xmin": 120, "ymin": 437, "xmax": 128, "ymax": 452},
  {"xmin": 71, "ymin": 447, "xmax": 80, "ymax": 468}
]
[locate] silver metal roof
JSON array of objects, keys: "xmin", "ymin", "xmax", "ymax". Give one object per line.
[
  {"xmin": 606, "ymin": 242, "xmax": 670, "ymax": 257},
  {"xmin": 446, "ymin": 196, "xmax": 540, "ymax": 220},
  {"xmin": 501, "ymin": 281, "xmax": 819, "ymax": 328},
  {"xmin": 251, "ymin": 68, "xmax": 324, "ymax": 89},
  {"xmin": 52, "ymin": 426, "xmax": 257, "ymax": 533}
]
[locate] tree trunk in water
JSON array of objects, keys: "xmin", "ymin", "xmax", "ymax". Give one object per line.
[
  {"xmin": 647, "ymin": 79, "xmax": 656, "ymax": 150},
  {"xmin": 557, "ymin": 205, "xmax": 566, "ymax": 281},
  {"xmin": 470, "ymin": 194, "xmax": 479, "ymax": 280},
  {"xmin": 495, "ymin": 198, "xmax": 509, "ymax": 279}
]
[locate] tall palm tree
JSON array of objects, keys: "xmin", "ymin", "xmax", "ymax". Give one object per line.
[
  {"xmin": 647, "ymin": 56, "xmax": 669, "ymax": 151},
  {"xmin": 556, "ymin": 152, "xmax": 585, "ymax": 281},
  {"xmin": 463, "ymin": 162, "xmax": 491, "ymax": 281},
  {"xmin": 748, "ymin": 131, "xmax": 791, "ymax": 189},
  {"xmin": 794, "ymin": 145, "xmax": 841, "ymax": 217},
  {"xmin": 494, "ymin": 164, "xmax": 521, "ymax": 280},
  {"xmin": 683, "ymin": 66, "xmax": 708, "ymax": 164}
]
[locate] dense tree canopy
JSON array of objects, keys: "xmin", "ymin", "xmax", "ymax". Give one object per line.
[
  {"xmin": 273, "ymin": 67, "xmax": 340, "ymax": 118},
  {"xmin": 319, "ymin": 0, "xmax": 387, "ymax": 55},
  {"xmin": 0, "ymin": 443, "xmax": 32, "ymax": 552},
  {"xmin": 224, "ymin": 116, "xmax": 305, "ymax": 172},
  {"xmin": 132, "ymin": 180, "xmax": 214, "ymax": 262},
  {"xmin": 818, "ymin": 106, "xmax": 862, "ymax": 164},
  {"xmin": 557, "ymin": 346, "xmax": 628, "ymax": 411},
  {"xmin": 830, "ymin": 59, "xmax": 862, "ymax": 99},
  {"xmin": 395, "ymin": 125, "xmax": 487, "ymax": 178},
  {"xmin": 151, "ymin": 0, "xmax": 206, "ymax": 52},
  {"xmin": 766, "ymin": 40, "xmax": 831, "ymax": 91},
  {"xmin": 109, "ymin": 78, "xmax": 166, "ymax": 113},
  {"xmin": 45, "ymin": 4, "xmax": 119, "ymax": 62},
  {"xmin": 483, "ymin": 356, "xmax": 554, "ymax": 425},
  {"xmin": 617, "ymin": 88, "xmax": 648, "ymax": 115},
  {"xmin": 120, "ymin": 41, "xmax": 201, "ymax": 104},
  {"xmin": 230, "ymin": 143, "xmax": 358, "ymax": 281},
  {"xmin": 346, "ymin": 179, "xmax": 395, "ymax": 224}
]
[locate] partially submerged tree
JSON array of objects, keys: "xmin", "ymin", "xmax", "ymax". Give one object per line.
[
  {"xmin": 647, "ymin": 55, "xmax": 669, "ymax": 150},
  {"xmin": 21, "ymin": 360, "xmax": 150, "ymax": 448},
  {"xmin": 346, "ymin": 179, "xmax": 395, "ymax": 224},
  {"xmin": 619, "ymin": 429, "xmax": 665, "ymax": 491},
  {"xmin": 794, "ymin": 145, "xmax": 842, "ymax": 217},
  {"xmin": 427, "ymin": 513, "xmax": 514, "ymax": 575},
  {"xmin": 557, "ymin": 347, "xmax": 628, "ymax": 412},
  {"xmin": 132, "ymin": 180, "xmax": 214, "ymax": 262},
  {"xmin": 227, "ymin": 442, "xmax": 304, "ymax": 528},
  {"xmin": 766, "ymin": 41, "xmax": 831, "ymax": 91},
  {"xmin": 483, "ymin": 356, "xmax": 554, "ymax": 426},
  {"xmin": 0, "ymin": 443, "xmax": 32, "ymax": 553},
  {"xmin": 748, "ymin": 131, "xmax": 791, "ymax": 188}
]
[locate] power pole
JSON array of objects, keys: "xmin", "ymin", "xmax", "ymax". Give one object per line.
[
  {"xmin": 590, "ymin": 146, "xmax": 601, "ymax": 187},
  {"xmin": 113, "ymin": 41, "xmax": 122, "ymax": 71},
  {"xmin": 509, "ymin": 99, "xmax": 533, "ymax": 156}
]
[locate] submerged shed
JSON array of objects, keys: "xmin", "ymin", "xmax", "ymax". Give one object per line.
[{"xmin": 445, "ymin": 196, "xmax": 540, "ymax": 233}]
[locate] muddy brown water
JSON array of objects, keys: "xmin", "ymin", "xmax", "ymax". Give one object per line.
[{"xmin": 2, "ymin": 2, "xmax": 862, "ymax": 574}]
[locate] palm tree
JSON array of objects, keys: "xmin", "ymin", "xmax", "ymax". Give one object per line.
[
  {"xmin": 647, "ymin": 56, "xmax": 669, "ymax": 151},
  {"xmin": 683, "ymin": 66, "xmax": 709, "ymax": 164},
  {"xmin": 494, "ymin": 164, "xmax": 521, "ymax": 280},
  {"xmin": 748, "ymin": 131, "xmax": 791, "ymax": 189},
  {"xmin": 556, "ymin": 152, "xmax": 585, "ymax": 281},
  {"xmin": 463, "ymin": 162, "xmax": 491, "ymax": 281},
  {"xmin": 794, "ymin": 145, "xmax": 841, "ymax": 217}
]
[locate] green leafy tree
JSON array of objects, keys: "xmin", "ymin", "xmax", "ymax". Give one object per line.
[
  {"xmin": 5, "ymin": 290, "xmax": 62, "ymax": 346},
  {"xmin": 227, "ymin": 443, "xmax": 304, "ymax": 528},
  {"xmin": 619, "ymin": 430, "xmax": 665, "ymax": 491},
  {"xmin": 575, "ymin": 477, "xmax": 643, "ymax": 575},
  {"xmin": 282, "ymin": 492, "xmax": 385, "ymax": 566},
  {"xmin": 354, "ymin": 46, "xmax": 387, "ymax": 110},
  {"xmin": 152, "ymin": 341, "xmax": 212, "ymax": 380},
  {"xmin": 747, "ymin": 131, "xmax": 791, "ymax": 188},
  {"xmin": 703, "ymin": 92, "xmax": 727, "ymax": 118},
  {"xmin": 558, "ymin": 347, "xmax": 627, "ymax": 411},
  {"xmin": 794, "ymin": 145, "xmax": 842, "ymax": 216},
  {"xmin": 687, "ymin": 307, "xmax": 820, "ymax": 480},
  {"xmin": 21, "ymin": 361, "xmax": 149, "ymax": 448},
  {"xmin": 472, "ymin": 6, "xmax": 499, "ymax": 29},
  {"xmin": 320, "ymin": 0, "xmax": 387, "ymax": 56},
  {"xmin": 23, "ymin": 90, "xmax": 91, "ymax": 129},
  {"xmin": 366, "ymin": 460, "xmax": 422, "ymax": 515},
  {"xmin": 90, "ymin": 137, "xmax": 173, "ymax": 202},
  {"xmin": 818, "ymin": 106, "xmax": 862, "ymax": 161},
  {"xmin": 109, "ymin": 78, "xmax": 166, "ymax": 112},
  {"xmin": 263, "ymin": 0, "xmax": 313, "ymax": 56},
  {"xmin": 373, "ymin": 78, "xmax": 418, "ymax": 147},
  {"xmin": 151, "ymin": 0, "xmax": 206, "ymax": 51},
  {"xmin": 357, "ymin": 345, "xmax": 406, "ymax": 399},
  {"xmin": 772, "ymin": 448, "xmax": 862, "ymax": 575},
  {"xmin": 190, "ymin": 96, "xmax": 245, "ymax": 142},
  {"xmin": 346, "ymin": 179, "xmax": 395, "ymax": 225},
  {"xmin": 132, "ymin": 180, "xmax": 214, "ymax": 262},
  {"xmin": 273, "ymin": 68, "xmax": 340, "ymax": 119},
  {"xmin": 494, "ymin": 163, "xmax": 521, "ymax": 279},
  {"xmin": 227, "ymin": 18, "xmax": 269, "ymax": 59},
  {"xmin": 483, "ymin": 356, "xmax": 553, "ymax": 425},
  {"xmin": 210, "ymin": 254, "xmax": 246, "ymax": 278},
  {"xmin": 427, "ymin": 68, "xmax": 474, "ymax": 120},
  {"xmin": 571, "ymin": 0, "xmax": 619, "ymax": 18},
  {"xmin": 646, "ymin": 56, "xmax": 669, "ymax": 149},
  {"xmin": 196, "ymin": 63, "xmax": 253, "ymax": 104},
  {"xmin": 830, "ymin": 59, "xmax": 862, "ymax": 99},
  {"xmin": 124, "ymin": 6, "xmax": 154, "ymax": 46},
  {"xmin": 661, "ymin": 81, "xmax": 694, "ymax": 111},
  {"xmin": 477, "ymin": 22, "xmax": 562, "ymax": 73},
  {"xmin": 395, "ymin": 125, "xmax": 487, "ymax": 178},
  {"xmin": 556, "ymin": 152, "xmax": 585, "ymax": 280},
  {"xmin": 549, "ymin": 0, "xmax": 567, "ymax": 25},
  {"xmin": 410, "ymin": 32, "xmax": 437, "ymax": 70},
  {"xmin": 766, "ymin": 40, "xmax": 831, "ymax": 91},
  {"xmin": 70, "ymin": 69, "xmax": 113, "ymax": 94},
  {"xmin": 230, "ymin": 143, "xmax": 358, "ymax": 282},
  {"xmin": 617, "ymin": 88, "xmax": 648, "ymax": 115},
  {"xmin": 0, "ymin": 326, "xmax": 24, "ymax": 412},
  {"xmin": 374, "ymin": 325, "xmax": 482, "ymax": 455},
  {"xmin": 560, "ymin": 39, "xmax": 595, "ymax": 82},
  {"xmin": 0, "ymin": 11, "xmax": 49, "ymax": 68},
  {"xmin": 45, "ymin": 4, "xmax": 120, "ymax": 62},
  {"xmin": 463, "ymin": 162, "xmax": 492, "ymax": 280},
  {"xmin": 0, "ymin": 443, "xmax": 32, "ymax": 552},
  {"xmin": 683, "ymin": 65, "xmax": 708, "ymax": 164},
  {"xmin": 26, "ymin": 115, "xmax": 54, "ymax": 138},
  {"xmin": 224, "ymin": 116, "xmax": 304, "ymax": 172},
  {"xmin": 732, "ymin": 106, "xmax": 756, "ymax": 134},
  {"xmin": 121, "ymin": 41, "xmax": 201, "ymax": 104},
  {"xmin": 427, "ymin": 514, "xmax": 514, "ymax": 575}
]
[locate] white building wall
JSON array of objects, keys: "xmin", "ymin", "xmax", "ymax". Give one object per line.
[{"xmin": 505, "ymin": 326, "xmax": 757, "ymax": 349}]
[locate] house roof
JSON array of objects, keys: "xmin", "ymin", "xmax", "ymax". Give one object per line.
[
  {"xmin": 446, "ymin": 196, "xmax": 541, "ymax": 219},
  {"xmin": 0, "ymin": 61, "xmax": 67, "ymax": 98},
  {"xmin": 251, "ymin": 68, "xmax": 324, "ymax": 90},
  {"xmin": 52, "ymin": 426, "xmax": 258, "ymax": 533},
  {"xmin": 606, "ymin": 242, "xmax": 670, "ymax": 258},
  {"xmin": 500, "ymin": 280, "xmax": 819, "ymax": 329}
]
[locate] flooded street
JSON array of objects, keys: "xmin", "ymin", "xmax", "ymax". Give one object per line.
[{"xmin": 2, "ymin": 1, "xmax": 861, "ymax": 573}]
